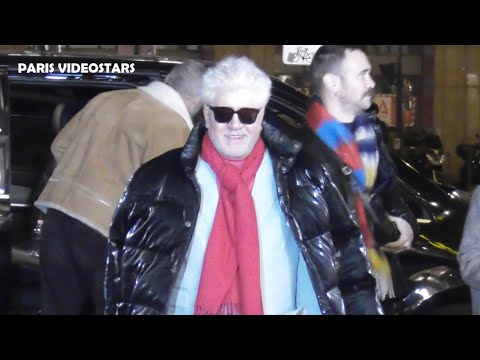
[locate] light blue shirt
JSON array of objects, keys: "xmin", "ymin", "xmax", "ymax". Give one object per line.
[{"xmin": 167, "ymin": 151, "xmax": 321, "ymax": 315}]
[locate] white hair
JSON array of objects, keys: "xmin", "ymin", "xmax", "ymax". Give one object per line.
[{"xmin": 201, "ymin": 56, "xmax": 272, "ymax": 107}]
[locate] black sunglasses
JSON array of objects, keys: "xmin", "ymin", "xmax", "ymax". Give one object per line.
[{"xmin": 208, "ymin": 106, "xmax": 261, "ymax": 125}]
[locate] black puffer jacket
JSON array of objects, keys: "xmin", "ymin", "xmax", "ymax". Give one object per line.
[
  {"xmin": 369, "ymin": 116, "xmax": 419, "ymax": 245},
  {"xmin": 105, "ymin": 121, "xmax": 383, "ymax": 315}
]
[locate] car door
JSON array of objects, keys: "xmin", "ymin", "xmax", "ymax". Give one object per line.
[
  {"xmin": 0, "ymin": 65, "xmax": 11, "ymax": 314},
  {"xmin": 0, "ymin": 65, "xmax": 11, "ymax": 230}
]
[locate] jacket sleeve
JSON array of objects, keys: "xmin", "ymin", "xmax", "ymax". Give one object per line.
[
  {"xmin": 104, "ymin": 182, "xmax": 132, "ymax": 315},
  {"xmin": 458, "ymin": 186, "xmax": 480, "ymax": 288},
  {"xmin": 302, "ymin": 157, "xmax": 382, "ymax": 315},
  {"xmin": 105, "ymin": 168, "xmax": 167, "ymax": 316},
  {"xmin": 322, "ymin": 172, "xmax": 383, "ymax": 314},
  {"xmin": 373, "ymin": 124, "xmax": 419, "ymax": 240}
]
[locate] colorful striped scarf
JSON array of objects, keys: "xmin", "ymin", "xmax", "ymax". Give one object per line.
[
  {"xmin": 306, "ymin": 97, "xmax": 379, "ymax": 191},
  {"xmin": 306, "ymin": 97, "xmax": 393, "ymax": 299}
]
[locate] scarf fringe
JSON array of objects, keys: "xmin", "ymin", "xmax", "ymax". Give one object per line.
[
  {"xmin": 195, "ymin": 303, "xmax": 241, "ymax": 315},
  {"xmin": 367, "ymin": 248, "xmax": 395, "ymax": 301}
]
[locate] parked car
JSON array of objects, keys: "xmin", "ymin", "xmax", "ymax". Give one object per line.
[{"xmin": 0, "ymin": 52, "xmax": 472, "ymax": 315}]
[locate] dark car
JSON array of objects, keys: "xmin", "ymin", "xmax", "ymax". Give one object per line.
[{"xmin": 0, "ymin": 52, "xmax": 471, "ymax": 315}]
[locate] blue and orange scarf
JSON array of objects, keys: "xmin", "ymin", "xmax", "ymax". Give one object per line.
[
  {"xmin": 306, "ymin": 97, "xmax": 390, "ymax": 275},
  {"xmin": 306, "ymin": 97, "xmax": 379, "ymax": 191}
]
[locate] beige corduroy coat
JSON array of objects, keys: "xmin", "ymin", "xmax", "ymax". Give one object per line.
[{"xmin": 35, "ymin": 81, "xmax": 192, "ymax": 237}]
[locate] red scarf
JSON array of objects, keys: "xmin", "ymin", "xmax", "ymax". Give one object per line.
[{"xmin": 194, "ymin": 134, "xmax": 266, "ymax": 315}]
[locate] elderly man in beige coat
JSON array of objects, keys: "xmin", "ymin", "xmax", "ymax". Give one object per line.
[{"xmin": 34, "ymin": 60, "xmax": 207, "ymax": 315}]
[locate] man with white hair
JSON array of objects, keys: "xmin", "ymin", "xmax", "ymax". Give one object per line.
[{"xmin": 105, "ymin": 55, "xmax": 382, "ymax": 315}]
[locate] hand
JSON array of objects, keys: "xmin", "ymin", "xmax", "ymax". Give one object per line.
[{"xmin": 381, "ymin": 215, "xmax": 414, "ymax": 252}]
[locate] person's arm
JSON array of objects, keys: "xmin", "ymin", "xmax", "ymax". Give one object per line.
[
  {"xmin": 104, "ymin": 180, "xmax": 133, "ymax": 315},
  {"xmin": 324, "ymin": 176, "xmax": 382, "ymax": 314},
  {"xmin": 305, "ymin": 161, "xmax": 382, "ymax": 314},
  {"xmin": 373, "ymin": 124, "xmax": 417, "ymax": 251},
  {"xmin": 105, "ymin": 172, "xmax": 164, "ymax": 316},
  {"xmin": 458, "ymin": 186, "xmax": 480, "ymax": 288}
]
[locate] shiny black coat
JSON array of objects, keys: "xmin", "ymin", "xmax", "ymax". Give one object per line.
[
  {"xmin": 369, "ymin": 117, "xmax": 419, "ymax": 245},
  {"xmin": 105, "ymin": 121, "xmax": 382, "ymax": 315}
]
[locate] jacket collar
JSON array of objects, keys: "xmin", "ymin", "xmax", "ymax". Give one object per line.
[
  {"xmin": 139, "ymin": 81, "xmax": 194, "ymax": 130},
  {"xmin": 261, "ymin": 121, "xmax": 302, "ymax": 163}
]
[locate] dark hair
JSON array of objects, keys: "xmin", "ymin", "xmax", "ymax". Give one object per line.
[{"xmin": 310, "ymin": 45, "xmax": 361, "ymax": 94}]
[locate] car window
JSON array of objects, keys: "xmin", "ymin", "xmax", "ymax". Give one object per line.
[{"xmin": 266, "ymin": 96, "xmax": 306, "ymax": 132}]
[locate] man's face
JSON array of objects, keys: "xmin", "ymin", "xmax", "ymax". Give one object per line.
[
  {"xmin": 338, "ymin": 49, "xmax": 376, "ymax": 113},
  {"xmin": 203, "ymin": 89, "xmax": 265, "ymax": 160}
]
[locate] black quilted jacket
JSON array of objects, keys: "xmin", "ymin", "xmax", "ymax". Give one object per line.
[{"xmin": 105, "ymin": 120, "xmax": 383, "ymax": 315}]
